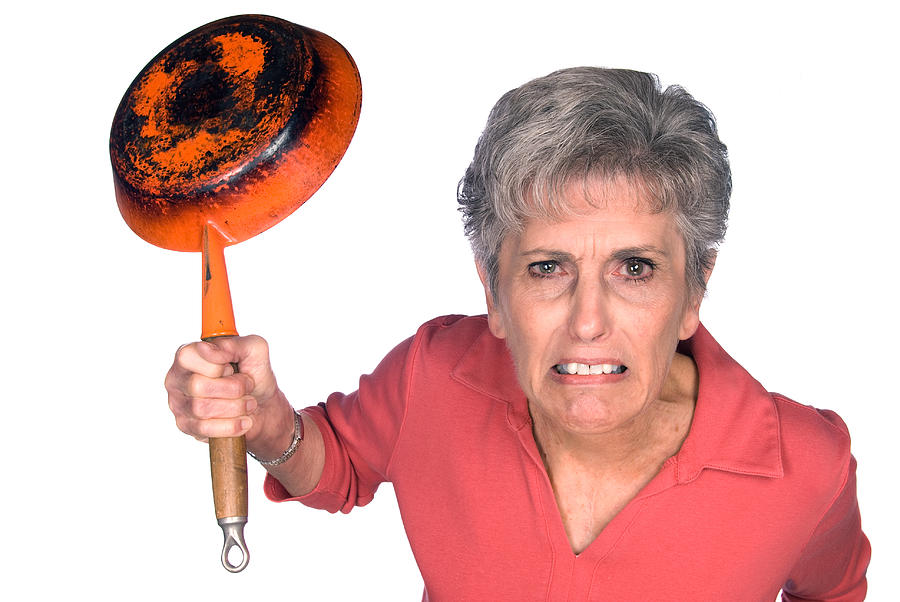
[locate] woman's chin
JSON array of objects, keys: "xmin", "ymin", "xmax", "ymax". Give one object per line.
[{"xmin": 534, "ymin": 395, "xmax": 639, "ymax": 437}]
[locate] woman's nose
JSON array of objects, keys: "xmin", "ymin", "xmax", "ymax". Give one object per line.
[{"xmin": 568, "ymin": 278, "xmax": 611, "ymax": 342}]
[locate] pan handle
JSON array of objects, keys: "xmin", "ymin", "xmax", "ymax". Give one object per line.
[
  {"xmin": 202, "ymin": 225, "xmax": 250, "ymax": 572},
  {"xmin": 210, "ymin": 437, "xmax": 249, "ymax": 572}
]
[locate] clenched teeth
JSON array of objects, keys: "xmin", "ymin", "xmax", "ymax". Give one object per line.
[{"xmin": 555, "ymin": 363, "xmax": 626, "ymax": 375}]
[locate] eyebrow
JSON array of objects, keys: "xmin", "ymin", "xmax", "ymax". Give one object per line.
[
  {"xmin": 520, "ymin": 245, "xmax": 670, "ymax": 263},
  {"xmin": 519, "ymin": 248, "xmax": 575, "ymax": 262},
  {"xmin": 610, "ymin": 245, "xmax": 670, "ymax": 262}
]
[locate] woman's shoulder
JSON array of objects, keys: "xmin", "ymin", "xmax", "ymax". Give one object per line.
[
  {"xmin": 415, "ymin": 314, "xmax": 489, "ymax": 334},
  {"xmin": 757, "ymin": 393, "xmax": 858, "ymax": 523},
  {"xmin": 403, "ymin": 315, "xmax": 518, "ymax": 399},
  {"xmin": 772, "ymin": 393, "xmax": 853, "ymax": 474},
  {"xmin": 686, "ymin": 325, "xmax": 856, "ymax": 494},
  {"xmin": 409, "ymin": 314, "xmax": 493, "ymax": 356}
]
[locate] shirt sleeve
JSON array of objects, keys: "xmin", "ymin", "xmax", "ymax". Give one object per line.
[
  {"xmin": 264, "ymin": 332, "xmax": 418, "ymax": 513},
  {"xmin": 781, "ymin": 453, "xmax": 870, "ymax": 601}
]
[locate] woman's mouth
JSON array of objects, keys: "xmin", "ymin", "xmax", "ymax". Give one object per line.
[{"xmin": 553, "ymin": 363, "xmax": 627, "ymax": 375}]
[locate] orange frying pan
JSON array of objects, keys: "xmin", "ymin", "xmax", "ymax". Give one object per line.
[{"xmin": 109, "ymin": 14, "xmax": 361, "ymax": 572}]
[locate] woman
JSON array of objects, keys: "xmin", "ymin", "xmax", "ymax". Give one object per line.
[{"xmin": 166, "ymin": 67, "xmax": 869, "ymax": 599}]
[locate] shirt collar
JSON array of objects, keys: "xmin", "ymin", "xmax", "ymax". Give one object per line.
[
  {"xmin": 450, "ymin": 320, "xmax": 532, "ymax": 430},
  {"xmin": 450, "ymin": 318, "xmax": 783, "ymax": 481},
  {"xmin": 673, "ymin": 323, "xmax": 783, "ymax": 482}
]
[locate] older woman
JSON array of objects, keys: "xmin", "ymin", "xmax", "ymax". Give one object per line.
[{"xmin": 166, "ymin": 67, "xmax": 870, "ymax": 599}]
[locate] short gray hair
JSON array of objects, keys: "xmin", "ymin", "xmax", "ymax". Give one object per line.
[{"xmin": 457, "ymin": 67, "xmax": 731, "ymax": 296}]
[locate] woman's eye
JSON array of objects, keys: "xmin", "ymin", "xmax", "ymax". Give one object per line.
[
  {"xmin": 620, "ymin": 259, "xmax": 653, "ymax": 280},
  {"xmin": 529, "ymin": 261, "xmax": 560, "ymax": 277}
]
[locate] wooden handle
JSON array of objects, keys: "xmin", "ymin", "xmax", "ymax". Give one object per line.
[{"xmin": 209, "ymin": 436, "xmax": 249, "ymax": 519}]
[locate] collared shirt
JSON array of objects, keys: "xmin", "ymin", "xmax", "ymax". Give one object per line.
[{"xmin": 267, "ymin": 315, "xmax": 870, "ymax": 600}]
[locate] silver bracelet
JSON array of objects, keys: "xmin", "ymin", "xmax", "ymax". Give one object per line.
[{"xmin": 248, "ymin": 408, "xmax": 304, "ymax": 467}]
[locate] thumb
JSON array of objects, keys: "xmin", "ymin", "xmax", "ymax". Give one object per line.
[{"xmin": 195, "ymin": 337, "xmax": 243, "ymax": 369}]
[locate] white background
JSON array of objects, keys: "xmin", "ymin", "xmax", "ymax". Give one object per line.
[{"xmin": 2, "ymin": 0, "xmax": 896, "ymax": 599}]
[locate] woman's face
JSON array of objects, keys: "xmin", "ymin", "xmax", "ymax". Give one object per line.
[{"xmin": 480, "ymin": 179, "xmax": 706, "ymax": 436}]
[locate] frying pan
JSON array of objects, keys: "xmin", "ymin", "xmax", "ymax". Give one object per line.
[{"xmin": 109, "ymin": 14, "xmax": 362, "ymax": 572}]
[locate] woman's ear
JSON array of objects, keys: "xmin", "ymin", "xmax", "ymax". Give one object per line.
[
  {"xmin": 678, "ymin": 252, "xmax": 717, "ymax": 340},
  {"xmin": 476, "ymin": 261, "xmax": 507, "ymax": 339},
  {"xmin": 702, "ymin": 252, "xmax": 717, "ymax": 289}
]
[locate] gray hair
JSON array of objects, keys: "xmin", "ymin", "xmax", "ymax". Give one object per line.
[{"xmin": 457, "ymin": 67, "xmax": 731, "ymax": 296}]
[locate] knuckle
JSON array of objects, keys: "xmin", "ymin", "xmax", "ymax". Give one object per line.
[
  {"xmin": 174, "ymin": 342, "xmax": 194, "ymax": 364},
  {"xmin": 190, "ymin": 396, "xmax": 242, "ymax": 419},
  {"xmin": 167, "ymin": 394, "xmax": 180, "ymax": 414},
  {"xmin": 173, "ymin": 415, "xmax": 193, "ymax": 436},
  {"xmin": 186, "ymin": 373, "xmax": 207, "ymax": 397},
  {"xmin": 208, "ymin": 417, "xmax": 244, "ymax": 438},
  {"xmin": 188, "ymin": 396, "xmax": 214, "ymax": 418},
  {"xmin": 164, "ymin": 366, "xmax": 185, "ymax": 393},
  {"xmin": 245, "ymin": 333, "xmax": 265, "ymax": 346},
  {"xmin": 163, "ymin": 371, "xmax": 175, "ymax": 392},
  {"xmin": 199, "ymin": 340, "xmax": 223, "ymax": 360},
  {"xmin": 228, "ymin": 376, "xmax": 245, "ymax": 397},
  {"xmin": 246, "ymin": 334, "xmax": 269, "ymax": 355}
]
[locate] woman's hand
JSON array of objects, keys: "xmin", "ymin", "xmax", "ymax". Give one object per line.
[
  {"xmin": 165, "ymin": 335, "xmax": 292, "ymax": 453},
  {"xmin": 165, "ymin": 335, "xmax": 325, "ymax": 495}
]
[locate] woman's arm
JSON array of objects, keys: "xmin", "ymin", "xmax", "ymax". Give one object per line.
[{"xmin": 781, "ymin": 455, "xmax": 870, "ymax": 601}]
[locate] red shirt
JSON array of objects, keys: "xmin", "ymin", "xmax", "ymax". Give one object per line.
[{"xmin": 266, "ymin": 315, "xmax": 869, "ymax": 600}]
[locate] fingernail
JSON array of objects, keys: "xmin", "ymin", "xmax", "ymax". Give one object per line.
[
  {"xmin": 246, "ymin": 399, "xmax": 258, "ymax": 413},
  {"xmin": 240, "ymin": 417, "xmax": 252, "ymax": 432}
]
